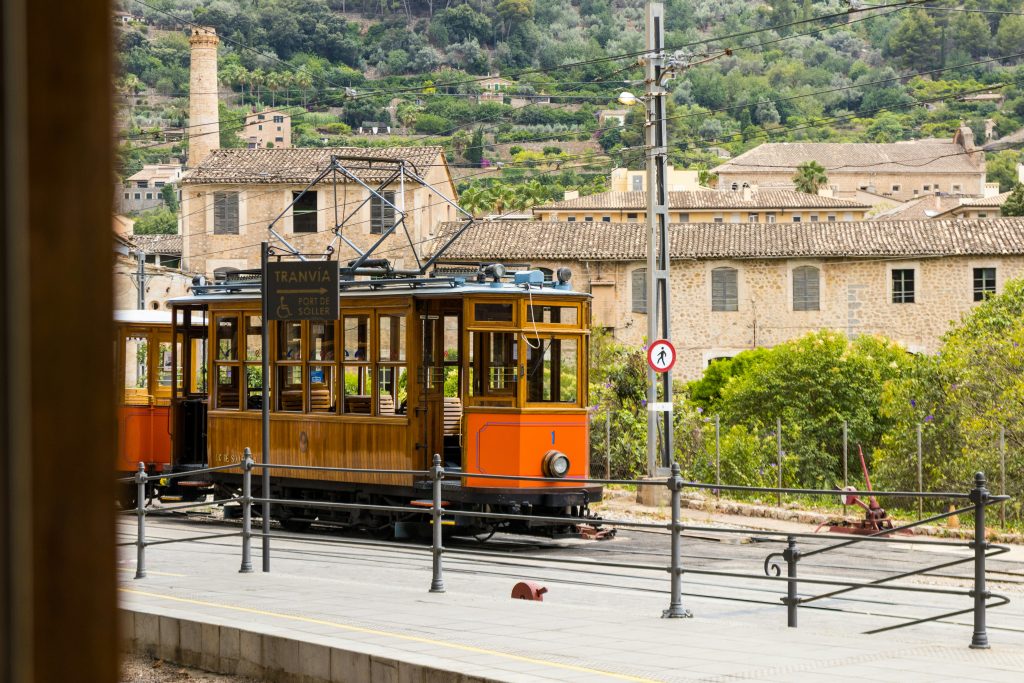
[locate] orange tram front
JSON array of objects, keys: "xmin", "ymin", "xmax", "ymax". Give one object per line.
[{"xmin": 169, "ymin": 269, "xmax": 601, "ymax": 537}]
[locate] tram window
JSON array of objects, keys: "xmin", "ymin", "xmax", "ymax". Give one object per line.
[
  {"xmin": 277, "ymin": 321, "xmax": 302, "ymax": 360},
  {"xmin": 527, "ymin": 304, "xmax": 578, "ymax": 325},
  {"xmin": 216, "ymin": 316, "xmax": 238, "ymax": 360},
  {"xmin": 277, "ymin": 365, "xmax": 303, "ymax": 412},
  {"xmin": 310, "ymin": 321, "xmax": 336, "ymax": 361},
  {"xmin": 342, "ymin": 366, "xmax": 371, "ymax": 414},
  {"xmin": 469, "ymin": 331, "xmax": 517, "ymax": 397},
  {"xmin": 216, "ymin": 366, "xmax": 240, "ymax": 409},
  {"xmin": 378, "ymin": 314, "xmax": 407, "ymax": 415},
  {"xmin": 245, "ymin": 316, "xmax": 263, "ymax": 362},
  {"xmin": 341, "ymin": 315, "xmax": 372, "ymax": 414},
  {"xmin": 378, "ymin": 315, "xmax": 406, "ymax": 362},
  {"xmin": 443, "ymin": 314, "xmax": 460, "ymax": 398},
  {"xmin": 124, "ymin": 335, "xmax": 149, "ymax": 404},
  {"xmin": 343, "ymin": 315, "xmax": 369, "ymax": 360},
  {"xmin": 377, "ymin": 366, "xmax": 406, "ymax": 415},
  {"xmin": 309, "ymin": 365, "xmax": 334, "ymax": 413},
  {"xmin": 526, "ymin": 338, "xmax": 578, "ymax": 404},
  {"xmin": 157, "ymin": 341, "xmax": 174, "ymax": 389},
  {"xmin": 474, "ymin": 303, "xmax": 513, "ymax": 323},
  {"xmin": 244, "ymin": 316, "xmax": 264, "ymax": 409}
]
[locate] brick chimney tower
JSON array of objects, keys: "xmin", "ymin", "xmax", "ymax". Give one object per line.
[{"xmin": 188, "ymin": 26, "xmax": 220, "ymax": 167}]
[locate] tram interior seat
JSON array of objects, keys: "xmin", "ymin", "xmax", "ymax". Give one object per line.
[
  {"xmin": 443, "ymin": 397, "xmax": 463, "ymax": 469},
  {"xmin": 218, "ymin": 388, "xmax": 240, "ymax": 409},
  {"xmin": 378, "ymin": 394, "xmax": 395, "ymax": 415},
  {"xmin": 309, "ymin": 383, "xmax": 331, "ymax": 412}
]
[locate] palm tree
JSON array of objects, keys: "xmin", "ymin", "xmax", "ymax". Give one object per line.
[
  {"xmin": 485, "ymin": 184, "xmax": 519, "ymax": 215},
  {"xmin": 458, "ymin": 185, "xmax": 492, "ymax": 217},
  {"xmin": 792, "ymin": 160, "xmax": 828, "ymax": 194},
  {"xmin": 518, "ymin": 179, "xmax": 548, "ymax": 208}
]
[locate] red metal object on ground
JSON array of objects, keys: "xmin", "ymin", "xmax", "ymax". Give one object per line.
[
  {"xmin": 820, "ymin": 446, "xmax": 901, "ymax": 536},
  {"xmin": 511, "ymin": 581, "xmax": 548, "ymax": 601},
  {"xmin": 577, "ymin": 524, "xmax": 616, "ymax": 540}
]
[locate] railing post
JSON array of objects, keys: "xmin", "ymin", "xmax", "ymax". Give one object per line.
[
  {"xmin": 663, "ymin": 462, "xmax": 692, "ymax": 618},
  {"xmin": 782, "ymin": 535, "xmax": 801, "ymax": 628},
  {"xmin": 714, "ymin": 414, "xmax": 720, "ymax": 497},
  {"xmin": 970, "ymin": 472, "xmax": 990, "ymax": 649},
  {"xmin": 240, "ymin": 448, "xmax": 254, "ymax": 574},
  {"xmin": 134, "ymin": 462, "xmax": 147, "ymax": 580},
  {"xmin": 430, "ymin": 454, "xmax": 445, "ymax": 594}
]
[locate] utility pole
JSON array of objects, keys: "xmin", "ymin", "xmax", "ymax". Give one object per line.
[
  {"xmin": 644, "ymin": 1, "xmax": 672, "ymax": 476},
  {"xmin": 131, "ymin": 248, "xmax": 150, "ymax": 310}
]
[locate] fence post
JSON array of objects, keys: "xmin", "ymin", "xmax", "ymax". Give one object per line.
[
  {"xmin": 917, "ymin": 424, "xmax": 924, "ymax": 520},
  {"xmin": 663, "ymin": 462, "xmax": 692, "ymax": 618},
  {"xmin": 430, "ymin": 453, "xmax": 445, "ymax": 594},
  {"xmin": 776, "ymin": 417, "xmax": 783, "ymax": 508},
  {"xmin": 970, "ymin": 472, "xmax": 990, "ymax": 649},
  {"xmin": 714, "ymin": 414, "xmax": 721, "ymax": 497},
  {"xmin": 240, "ymin": 448, "xmax": 254, "ymax": 574},
  {"xmin": 842, "ymin": 420, "xmax": 848, "ymax": 517},
  {"xmin": 134, "ymin": 462, "xmax": 147, "ymax": 580},
  {"xmin": 605, "ymin": 409, "xmax": 611, "ymax": 480},
  {"xmin": 783, "ymin": 535, "xmax": 801, "ymax": 628}
]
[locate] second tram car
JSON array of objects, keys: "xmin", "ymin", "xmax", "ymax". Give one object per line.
[{"xmin": 169, "ymin": 267, "xmax": 600, "ymax": 536}]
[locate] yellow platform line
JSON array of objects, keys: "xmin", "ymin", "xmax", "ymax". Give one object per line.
[
  {"xmin": 118, "ymin": 568, "xmax": 186, "ymax": 577},
  {"xmin": 121, "ymin": 588, "xmax": 658, "ymax": 682}
]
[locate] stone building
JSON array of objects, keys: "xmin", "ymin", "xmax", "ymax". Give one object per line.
[
  {"xmin": 434, "ymin": 218, "xmax": 1024, "ymax": 380},
  {"xmin": 240, "ymin": 109, "xmax": 292, "ymax": 149},
  {"xmin": 113, "ymin": 233, "xmax": 193, "ymax": 311},
  {"xmin": 608, "ymin": 165, "xmax": 701, "ymax": 193},
  {"xmin": 117, "ymin": 163, "xmax": 182, "ymax": 213},
  {"xmin": 713, "ymin": 128, "xmax": 986, "ymax": 202},
  {"xmin": 934, "ymin": 192, "xmax": 1012, "ymax": 219},
  {"xmin": 532, "ymin": 187, "xmax": 870, "ymax": 224},
  {"xmin": 187, "ymin": 26, "xmax": 220, "ymax": 168},
  {"xmin": 179, "ymin": 146, "xmax": 458, "ymax": 276}
]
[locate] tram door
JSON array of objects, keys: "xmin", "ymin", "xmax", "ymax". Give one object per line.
[{"xmin": 417, "ymin": 300, "xmax": 463, "ymax": 469}]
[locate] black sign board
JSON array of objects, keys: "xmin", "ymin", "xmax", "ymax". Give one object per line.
[{"xmin": 266, "ymin": 261, "xmax": 339, "ymax": 321}]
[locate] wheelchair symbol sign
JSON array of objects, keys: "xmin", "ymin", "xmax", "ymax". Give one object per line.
[{"xmin": 647, "ymin": 339, "xmax": 676, "ymax": 373}]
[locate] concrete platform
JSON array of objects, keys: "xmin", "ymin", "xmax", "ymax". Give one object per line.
[{"xmin": 118, "ymin": 519, "xmax": 1024, "ymax": 682}]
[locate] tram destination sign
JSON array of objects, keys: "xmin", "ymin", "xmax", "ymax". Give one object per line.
[{"xmin": 266, "ymin": 261, "xmax": 339, "ymax": 321}]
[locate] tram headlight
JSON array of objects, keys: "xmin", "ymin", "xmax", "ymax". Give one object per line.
[{"xmin": 542, "ymin": 450, "xmax": 571, "ymax": 478}]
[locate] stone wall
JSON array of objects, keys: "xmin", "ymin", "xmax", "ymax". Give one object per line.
[
  {"xmin": 114, "ymin": 255, "xmax": 194, "ymax": 311},
  {"xmin": 716, "ymin": 170, "xmax": 985, "ymax": 202},
  {"xmin": 521, "ymin": 254, "xmax": 1024, "ymax": 380}
]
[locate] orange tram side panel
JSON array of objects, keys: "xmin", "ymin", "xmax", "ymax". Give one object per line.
[
  {"xmin": 117, "ymin": 406, "xmax": 172, "ymax": 475},
  {"xmin": 464, "ymin": 411, "xmax": 589, "ymax": 488}
]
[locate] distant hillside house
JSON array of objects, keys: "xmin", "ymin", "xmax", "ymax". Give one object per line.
[
  {"xmin": 240, "ymin": 109, "xmax": 292, "ymax": 149},
  {"xmin": 714, "ymin": 127, "xmax": 986, "ymax": 203},
  {"xmin": 597, "ymin": 109, "xmax": 628, "ymax": 127},
  {"xmin": 118, "ymin": 163, "xmax": 183, "ymax": 213},
  {"xmin": 179, "ymin": 146, "xmax": 457, "ymax": 276},
  {"xmin": 477, "ymin": 75, "xmax": 512, "ymax": 103},
  {"xmin": 433, "ymin": 218, "xmax": 1024, "ymax": 379},
  {"xmin": 609, "ymin": 165, "xmax": 702, "ymax": 193},
  {"xmin": 934, "ymin": 192, "xmax": 1013, "ymax": 220},
  {"xmin": 532, "ymin": 187, "xmax": 870, "ymax": 224}
]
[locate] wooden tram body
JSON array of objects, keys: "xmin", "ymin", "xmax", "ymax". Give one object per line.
[{"xmin": 169, "ymin": 272, "xmax": 600, "ymax": 535}]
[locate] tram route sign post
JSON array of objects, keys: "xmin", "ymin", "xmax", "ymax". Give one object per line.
[{"xmin": 266, "ymin": 261, "xmax": 339, "ymax": 321}]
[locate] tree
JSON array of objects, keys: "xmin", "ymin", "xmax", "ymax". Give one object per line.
[
  {"xmin": 464, "ymin": 128, "xmax": 484, "ymax": 166},
  {"xmin": 1002, "ymin": 183, "xmax": 1024, "ymax": 217},
  {"xmin": 160, "ymin": 184, "xmax": 178, "ymax": 213},
  {"xmin": 885, "ymin": 9, "xmax": 941, "ymax": 71},
  {"xmin": 792, "ymin": 160, "xmax": 828, "ymax": 194},
  {"xmin": 996, "ymin": 15, "xmax": 1024, "ymax": 59},
  {"xmin": 457, "ymin": 184, "xmax": 492, "ymax": 216},
  {"xmin": 133, "ymin": 207, "xmax": 177, "ymax": 235},
  {"xmin": 950, "ymin": 11, "xmax": 992, "ymax": 59}
]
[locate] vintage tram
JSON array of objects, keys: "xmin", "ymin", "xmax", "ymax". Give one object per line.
[{"xmin": 168, "ymin": 267, "xmax": 600, "ymax": 536}]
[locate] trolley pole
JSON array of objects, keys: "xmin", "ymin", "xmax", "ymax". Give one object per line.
[{"xmin": 261, "ymin": 241, "xmax": 271, "ymax": 572}]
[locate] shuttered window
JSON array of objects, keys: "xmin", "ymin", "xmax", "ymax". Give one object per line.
[
  {"xmin": 370, "ymin": 191, "xmax": 396, "ymax": 234},
  {"xmin": 292, "ymin": 191, "xmax": 317, "ymax": 233},
  {"xmin": 792, "ymin": 266, "xmax": 820, "ymax": 311},
  {"xmin": 213, "ymin": 191, "xmax": 239, "ymax": 235},
  {"xmin": 711, "ymin": 267, "xmax": 738, "ymax": 312},
  {"xmin": 631, "ymin": 268, "xmax": 647, "ymax": 313}
]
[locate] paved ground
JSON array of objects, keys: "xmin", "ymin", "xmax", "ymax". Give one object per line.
[{"xmin": 118, "ymin": 510, "xmax": 1024, "ymax": 682}]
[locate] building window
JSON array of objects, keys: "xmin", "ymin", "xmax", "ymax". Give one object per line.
[
  {"xmin": 631, "ymin": 268, "xmax": 647, "ymax": 313},
  {"xmin": 810, "ymin": 214, "xmax": 819, "ymax": 222},
  {"xmin": 601, "ymin": 216, "xmax": 611, "ymax": 222},
  {"xmin": 274, "ymin": 115, "xmax": 284, "ymax": 123},
  {"xmin": 892, "ymin": 269, "xmax": 915, "ymax": 304},
  {"xmin": 370, "ymin": 191, "xmax": 396, "ymax": 234},
  {"xmin": 713, "ymin": 214, "xmax": 723, "ymax": 223},
  {"xmin": 257, "ymin": 114, "xmax": 265, "ymax": 120},
  {"xmin": 258, "ymin": 124, "xmax": 263, "ymax": 131},
  {"xmin": 973, "ymin": 267, "xmax": 996, "ymax": 301},
  {"xmin": 678, "ymin": 213, "xmax": 689, "ymax": 222},
  {"xmin": 567, "ymin": 216, "xmax": 576, "ymax": 222},
  {"xmin": 627, "ymin": 213, "xmax": 638, "ymax": 221},
  {"xmin": 953, "ymin": 184, "xmax": 962, "ymax": 192},
  {"xmin": 292, "ymin": 191, "xmax": 318, "ymax": 233},
  {"xmin": 155, "ymin": 181, "xmax": 165, "ymax": 188},
  {"xmin": 275, "ymin": 137, "xmax": 284, "ymax": 143},
  {"xmin": 827, "ymin": 214, "xmax": 836, "ymax": 222},
  {"xmin": 213, "ymin": 191, "xmax": 240, "ymax": 235},
  {"xmin": 730, "ymin": 183, "xmax": 738, "ymax": 191},
  {"xmin": 584, "ymin": 216, "xmax": 593, "ymax": 222},
  {"xmin": 277, "ymin": 126, "xmax": 282, "ymax": 132},
  {"xmin": 631, "ymin": 176, "xmax": 643, "ymax": 192},
  {"xmin": 792, "ymin": 215, "xmax": 801, "ymax": 222},
  {"xmin": 711, "ymin": 267, "xmax": 739, "ymax": 312},
  {"xmin": 134, "ymin": 193, "xmax": 141, "ymax": 200},
  {"xmin": 792, "ymin": 266, "xmax": 820, "ymax": 311},
  {"xmin": 923, "ymin": 185, "xmax": 930, "ymax": 192},
  {"xmin": 766, "ymin": 213, "xmax": 777, "ymax": 223},
  {"xmin": 124, "ymin": 192, "xmax": 129, "ymax": 199},
  {"xmin": 145, "ymin": 193, "xmax": 153, "ymax": 200},
  {"xmin": 748, "ymin": 213, "xmax": 758, "ymax": 223},
  {"xmin": 892, "ymin": 185, "xmax": 901, "ymax": 192},
  {"xmin": 137, "ymin": 180, "xmax": 148, "ymax": 188},
  {"xmin": 978, "ymin": 212, "xmax": 988, "ymax": 218}
]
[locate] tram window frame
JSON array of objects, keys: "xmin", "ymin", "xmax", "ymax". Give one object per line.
[
  {"xmin": 172, "ymin": 306, "xmax": 208, "ymax": 399},
  {"xmin": 212, "ymin": 314, "xmax": 241, "ymax": 410},
  {"xmin": 467, "ymin": 297, "xmax": 519, "ymax": 328},
  {"xmin": 275, "ymin": 320, "xmax": 305, "ymax": 412},
  {"xmin": 524, "ymin": 335, "xmax": 582, "ymax": 407},
  {"xmin": 468, "ymin": 330, "xmax": 519, "ymax": 402},
  {"xmin": 340, "ymin": 312, "xmax": 373, "ymax": 415},
  {"xmin": 525, "ymin": 302, "xmax": 581, "ymax": 328},
  {"xmin": 243, "ymin": 314, "xmax": 266, "ymax": 411},
  {"xmin": 122, "ymin": 332, "xmax": 151, "ymax": 406},
  {"xmin": 376, "ymin": 312, "xmax": 407, "ymax": 416}
]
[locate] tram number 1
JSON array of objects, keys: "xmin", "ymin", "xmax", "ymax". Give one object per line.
[{"xmin": 551, "ymin": 430, "xmax": 555, "ymax": 445}]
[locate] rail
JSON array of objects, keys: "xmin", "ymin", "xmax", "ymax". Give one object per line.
[{"xmin": 116, "ymin": 454, "xmax": 1011, "ymax": 648}]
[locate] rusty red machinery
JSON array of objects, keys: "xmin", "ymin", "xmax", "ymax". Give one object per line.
[
  {"xmin": 818, "ymin": 445, "xmax": 901, "ymax": 535},
  {"xmin": 511, "ymin": 581, "xmax": 548, "ymax": 601}
]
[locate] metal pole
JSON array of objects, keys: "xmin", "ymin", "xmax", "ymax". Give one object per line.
[
  {"xmin": 842, "ymin": 420, "xmax": 848, "ymax": 517},
  {"xmin": 134, "ymin": 462, "xmax": 147, "ymax": 579},
  {"xmin": 999, "ymin": 426, "xmax": 1006, "ymax": 528},
  {"xmin": 136, "ymin": 249, "xmax": 146, "ymax": 310},
  {"xmin": 430, "ymin": 453, "xmax": 445, "ymax": 593},
  {"xmin": 917, "ymin": 423, "xmax": 924, "ymax": 521},
  {"xmin": 261, "ymin": 241, "xmax": 271, "ymax": 572},
  {"xmin": 714, "ymin": 414, "xmax": 720, "ymax": 497},
  {"xmin": 605, "ymin": 409, "xmax": 611, "ymax": 479},
  {"xmin": 783, "ymin": 535, "xmax": 800, "ymax": 628},
  {"xmin": 240, "ymin": 448, "xmax": 253, "ymax": 574},
  {"xmin": 662, "ymin": 462, "xmax": 691, "ymax": 618},
  {"xmin": 644, "ymin": 1, "xmax": 673, "ymax": 476},
  {"xmin": 776, "ymin": 417, "xmax": 783, "ymax": 507},
  {"xmin": 970, "ymin": 472, "xmax": 990, "ymax": 649}
]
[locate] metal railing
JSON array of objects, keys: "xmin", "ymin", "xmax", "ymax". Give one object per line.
[{"xmin": 117, "ymin": 455, "xmax": 1011, "ymax": 648}]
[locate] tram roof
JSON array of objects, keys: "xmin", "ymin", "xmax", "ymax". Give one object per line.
[
  {"xmin": 171, "ymin": 278, "xmax": 589, "ymax": 306},
  {"xmin": 114, "ymin": 309, "xmax": 174, "ymax": 324}
]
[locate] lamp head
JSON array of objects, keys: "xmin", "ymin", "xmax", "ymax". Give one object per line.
[{"xmin": 618, "ymin": 91, "xmax": 638, "ymax": 107}]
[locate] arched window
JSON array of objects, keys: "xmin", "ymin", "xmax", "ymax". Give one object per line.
[
  {"xmin": 711, "ymin": 267, "xmax": 738, "ymax": 311},
  {"xmin": 631, "ymin": 268, "xmax": 647, "ymax": 313},
  {"xmin": 792, "ymin": 266, "xmax": 820, "ymax": 311}
]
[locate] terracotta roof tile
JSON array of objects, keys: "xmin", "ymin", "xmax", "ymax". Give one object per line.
[
  {"xmin": 534, "ymin": 189, "xmax": 869, "ymax": 211},
  {"xmin": 714, "ymin": 140, "xmax": 981, "ymax": 174},
  {"xmin": 181, "ymin": 146, "xmax": 445, "ymax": 185},
  {"xmin": 433, "ymin": 219, "xmax": 1024, "ymax": 261}
]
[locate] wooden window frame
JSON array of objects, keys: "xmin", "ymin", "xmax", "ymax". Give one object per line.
[{"xmin": 212, "ymin": 313, "xmax": 242, "ymax": 410}]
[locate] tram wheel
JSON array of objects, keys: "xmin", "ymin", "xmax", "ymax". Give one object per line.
[{"xmin": 118, "ymin": 485, "xmax": 138, "ymax": 510}]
